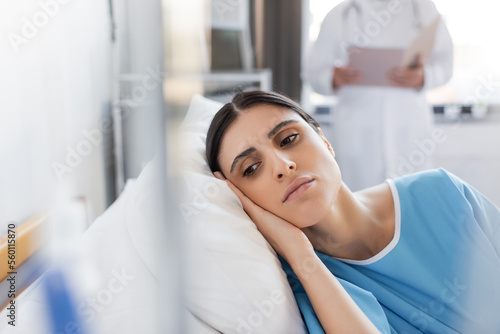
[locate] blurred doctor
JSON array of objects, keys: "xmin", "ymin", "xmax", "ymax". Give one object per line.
[{"xmin": 304, "ymin": 0, "xmax": 453, "ymax": 190}]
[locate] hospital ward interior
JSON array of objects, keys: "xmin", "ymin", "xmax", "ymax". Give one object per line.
[{"xmin": 1, "ymin": 0, "xmax": 500, "ymax": 333}]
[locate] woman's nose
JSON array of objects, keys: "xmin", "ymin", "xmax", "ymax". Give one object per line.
[{"xmin": 273, "ymin": 153, "xmax": 296, "ymax": 180}]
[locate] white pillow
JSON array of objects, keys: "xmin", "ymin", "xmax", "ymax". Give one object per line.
[{"xmin": 180, "ymin": 95, "xmax": 306, "ymax": 334}]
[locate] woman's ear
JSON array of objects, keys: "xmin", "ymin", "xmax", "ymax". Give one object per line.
[{"xmin": 318, "ymin": 128, "xmax": 335, "ymax": 157}]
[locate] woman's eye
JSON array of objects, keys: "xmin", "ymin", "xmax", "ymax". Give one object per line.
[
  {"xmin": 280, "ymin": 134, "xmax": 298, "ymax": 147},
  {"xmin": 243, "ymin": 163, "xmax": 259, "ymax": 177}
]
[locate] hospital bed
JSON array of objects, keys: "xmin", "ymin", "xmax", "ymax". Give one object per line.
[
  {"xmin": 0, "ymin": 188, "xmax": 204, "ymax": 333},
  {"xmin": 0, "ymin": 213, "xmax": 48, "ymax": 310},
  {"xmin": 0, "ymin": 95, "xmax": 308, "ymax": 333}
]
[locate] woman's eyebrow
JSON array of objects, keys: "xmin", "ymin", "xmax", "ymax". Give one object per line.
[
  {"xmin": 267, "ymin": 119, "xmax": 299, "ymax": 139},
  {"xmin": 230, "ymin": 147, "xmax": 256, "ymax": 174},
  {"xmin": 229, "ymin": 119, "xmax": 299, "ymax": 174}
]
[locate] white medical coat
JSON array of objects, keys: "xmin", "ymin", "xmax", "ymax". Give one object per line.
[{"xmin": 304, "ymin": 0, "xmax": 453, "ymax": 190}]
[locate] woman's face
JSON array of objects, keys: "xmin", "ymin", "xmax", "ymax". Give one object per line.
[{"xmin": 218, "ymin": 104, "xmax": 342, "ymax": 228}]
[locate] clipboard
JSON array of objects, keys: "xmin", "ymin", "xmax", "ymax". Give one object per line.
[
  {"xmin": 347, "ymin": 16, "xmax": 441, "ymax": 87},
  {"xmin": 400, "ymin": 16, "xmax": 441, "ymax": 67},
  {"xmin": 348, "ymin": 48, "xmax": 404, "ymax": 86}
]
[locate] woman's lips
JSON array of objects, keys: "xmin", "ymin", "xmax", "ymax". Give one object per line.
[{"xmin": 282, "ymin": 177, "xmax": 314, "ymax": 203}]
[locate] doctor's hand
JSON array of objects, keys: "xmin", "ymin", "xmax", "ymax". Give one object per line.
[
  {"xmin": 214, "ymin": 172, "xmax": 315, "ymax": 265},
  {"xmin": 388, "ymin": 54, "xmax": 425, "ymax": 89},
  {"xmin": 333, "ymin": 66, "xmax": 363, "ymax": 90}
]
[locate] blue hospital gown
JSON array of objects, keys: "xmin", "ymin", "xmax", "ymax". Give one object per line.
[{"xmin": 280, "ymin": 169, "xmax": 500, "ymax": 333}]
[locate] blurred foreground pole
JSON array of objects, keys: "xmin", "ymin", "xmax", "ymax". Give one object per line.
[{"xmin": 112, "ymin": 0, "xmax": 182, "ymax": 332}]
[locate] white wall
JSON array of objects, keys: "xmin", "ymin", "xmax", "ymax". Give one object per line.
[
  {"xmin": 0, "ymin": 0, "xmax": 113, "ymax": 224},
  {"xmin": 433, "ymin": 112, "xmax": 500, "ymax": 207}
]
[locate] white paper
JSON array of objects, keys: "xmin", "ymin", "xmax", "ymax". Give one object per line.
[{"xmin": 348, "ymin": 47, "xmax": 404, "ymax": 86}]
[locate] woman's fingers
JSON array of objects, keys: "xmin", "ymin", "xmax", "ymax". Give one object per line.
[
  {"xmin": 223, "ymin": 179, "xmax": 283, "ymax": 232},
  {"xmin": 224, "ymin": 179, "xmax": 264, "ymax": 218},
  {"xmin": 214, "ymin": 174, "xmax": 313, "ymax": 261},
  {"xmin": 212, "ymin": 172, "xmax": 261, "ymax": 216},
  {"xmin": 224, "ymin": 179, "xmax": 245, "ymax": 202},
  {"xmin": 213, "ymin": 171, "xmax": 225, "ymax": 180}
]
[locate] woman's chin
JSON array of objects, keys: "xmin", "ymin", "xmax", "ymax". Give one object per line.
[
  {"xmin": 294, "ymin": 220, "xmax": 320, "ymax": 229},
  {"xmin": 288, "ymin": 211, "xmax": 324, "ymax": 229}
]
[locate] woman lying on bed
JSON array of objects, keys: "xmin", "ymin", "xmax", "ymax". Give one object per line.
[{"xmin": 205, "ymin": 91, "xmax": 500, "ymax": 334}]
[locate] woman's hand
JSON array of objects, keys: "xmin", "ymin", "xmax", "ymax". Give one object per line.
[
  {"xmin": 214, "ymin": 172, "xmax": 314, "ymax": 265},
  {"xmin": 213, "ymin": 172, "xmax": 380, "ymax": 333},
  {"xmin": 214, "ymin": 172, "xmax": 380, "ymax": 333}
]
